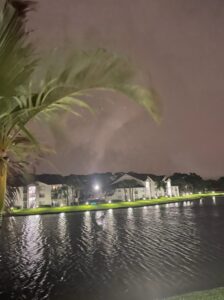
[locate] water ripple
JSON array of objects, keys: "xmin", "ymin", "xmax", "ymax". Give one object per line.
[{"xmin": 0, "ymin": 198, "xmax": 224, "ymax": 299}]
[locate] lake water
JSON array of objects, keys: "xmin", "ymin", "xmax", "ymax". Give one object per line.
[{"xmin": 0, "ymin": 197, "xmax": 224, "ymax": 300}]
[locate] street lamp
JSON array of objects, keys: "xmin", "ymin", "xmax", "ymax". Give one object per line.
[{"xmin": 93, "ymin": 184, "xmax": 100, "ymax": 191}]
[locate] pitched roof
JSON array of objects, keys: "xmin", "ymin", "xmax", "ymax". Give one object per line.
[
  {"xmin": 35, "ymin": 174, "xmax": 64, "ymax": 185},
  {"xmin": 128, "ymin": 172, "xmax": 165, "ymax": 183},
  {"xmin": 112, "ymin": 174, "xmax": 145, "ymax": 187}
]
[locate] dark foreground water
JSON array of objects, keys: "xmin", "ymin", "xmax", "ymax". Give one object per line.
[{"xmin": 0, "ymin": 197, "xmax": 224, "ymax": 300}]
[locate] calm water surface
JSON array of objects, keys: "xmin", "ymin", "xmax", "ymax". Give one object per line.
[{"xmin": 0, "ymin": 197, "xmax": 224, "ymax": 300}]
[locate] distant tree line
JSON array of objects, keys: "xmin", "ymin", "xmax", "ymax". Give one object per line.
[
  {"xmin": 169, "ymin": 173, "xmax": 224, "ymax": 193},
  {"xmin": 9, "ymin": 172, "xmax": 224, "ymax": 196}
]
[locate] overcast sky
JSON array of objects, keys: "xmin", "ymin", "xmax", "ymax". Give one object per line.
[{"xmin": 28, "ymin": 0, "xmax": 224, "ymax": 178}]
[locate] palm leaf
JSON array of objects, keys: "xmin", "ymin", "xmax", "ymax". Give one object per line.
[
  {"xmin": 0, "ymin": 0, "xmax": 161, "ymax": 217},
  {"xmin": 5, "ymin": 186, "xmax": 19, "ymax": 213},
  {"xmin": 0, "ymin": 0, "xmax": 36, "ymax": 97}
]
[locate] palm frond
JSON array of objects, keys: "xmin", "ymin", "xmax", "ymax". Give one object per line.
[
  {"xmin": 0, "ymin": 1, "xmax": 161, "ymax": 215},
  {"xmin": 0, "ymin": 0, "xmax": 36, "ymax": 97},
  {"xmin": 9, "ymin": 0, "xmax": 35, "ymax": 17},
  {"xmin": 36, "ymin": 49, "xmax": 160, "ymax": 122},
  {"xmin": 5, "ymin": 185, "xmax": 19, "ymax": 213},
  {"xmin": 0, "ymin": 47, "xmax": 160, "ymax": 153}
]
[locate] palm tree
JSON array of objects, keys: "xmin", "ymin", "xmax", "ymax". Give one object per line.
[
  {"xmin": 0, "ymin": 0, "xmax": 160, "ymax": 225},
  {"xmin": 65, "ymin": 175, "xmax": 85, "ymax": 205}
]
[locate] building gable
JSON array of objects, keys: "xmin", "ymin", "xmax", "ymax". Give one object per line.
[{"xmin": 112, "ymin": 174, "xmax": 145, "ymax": 187}]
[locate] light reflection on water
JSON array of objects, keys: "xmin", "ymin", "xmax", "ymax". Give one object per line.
[
  {"xmin": 18, "ymin": 215, "xmax": 46, "ymax": 299},
  {"xmin": 57, "ymin": 213, "xmax": 72, "ymax": 256},
  {"xmin": 104, "ymin": 209, "xmax": 117, "ymax": 261},
  {"xmin": 0, "ymin": 197, "xmax": 224, "ymax": 300},
  {"xmin": 82, "ymin": 210, "xmax": 93, "ymax": 249}
]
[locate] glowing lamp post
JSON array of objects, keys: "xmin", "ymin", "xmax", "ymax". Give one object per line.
[{"xmin": 94, "ymin": 184, "xmax": 100, "ymax": 191}]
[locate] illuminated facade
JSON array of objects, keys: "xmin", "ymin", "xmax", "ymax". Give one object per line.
[
  {"xmin": 107, "ymin": 174, "xmax": 179, "ymax": 201},
  {"xmin": 13, "ymin": 174, "xmax": 180, "ymax": 208},
  {"xmin": 14, "ymin": 181, "xmax": 73, "ymax": 208}
]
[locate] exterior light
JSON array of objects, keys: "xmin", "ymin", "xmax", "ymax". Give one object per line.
[
  {"xmin": 86, "ymin": 202, "xmax": 89, "ymax": 205},
  {"xmin": 128, "ymin": 199, "xmax": 131, "ymax": 202},
  {"xmin": 212, "ymin": 191, "xmax": 215, "ymax": 193},
  {"xmin": 60, "ymin": 204, "xmax": 64, "ymax": 207},
  {"xmin": 94, "ymin": 184, "xmax": 100, "ymax": 191},
  {"xmin": 108, "ymin": 200, "xmax": 111, "ymax": 204}
]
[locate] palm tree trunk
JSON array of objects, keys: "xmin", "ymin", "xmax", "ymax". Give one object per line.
[{"xmin": 0, "ymin": 160, "xmax": 7, "ymax": 227}]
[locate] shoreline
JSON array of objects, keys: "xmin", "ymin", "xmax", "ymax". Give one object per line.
[
  {"xmin": 167, "ymin": 287, "xmax": 224, "ymax": 299},
  {"xmin": 9, "ymin": 192, "xmax": 224, "ymax": 217}
]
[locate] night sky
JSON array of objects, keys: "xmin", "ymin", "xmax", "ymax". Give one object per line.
[{"xmin": 29, "ymin": 0, "xmax": 224, "ymax": 178}]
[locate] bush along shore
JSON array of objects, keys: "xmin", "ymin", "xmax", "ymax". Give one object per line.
[{"xmin": 9, "ymin": 192, "xmax": 224, "ymax": 217}]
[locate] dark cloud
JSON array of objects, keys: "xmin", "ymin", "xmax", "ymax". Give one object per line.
[{"xmin": 29, "ymin": 0, "xmax": 224, "ymax": 178}]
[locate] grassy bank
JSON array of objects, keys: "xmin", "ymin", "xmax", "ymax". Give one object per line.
[
  {"xmin": 167, "ymin": 287, "xmax": 224, "ymax": 299},
  {"xmin": 9, "ymin": 192, "xmax": 224, "ymax": 216}
]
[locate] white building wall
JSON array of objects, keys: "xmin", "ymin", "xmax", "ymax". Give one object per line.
[
  {"xmin": 156, "ymin": 187, "xmax": 166, "ymax": 197},
  {"xmin": 145, "ymin": 177, "xmax": 158, "ymax": 199},
  {"xmin": 13, "ymin": 182, "xmax": 75, "ymax": 208},
  {"xmin": 108, "ymin": 187, "xmax": 147, "ymax": 201},
  {"xmin": 109, "ymin": 175, "xmax": 180, "ymax": 201},
  {"xmin": 25, "ymin": 182, "xmax": 52, "ymax": 208},
  {"xmin": 109, "ymin": 188, "xmax": 125, "ymax": 201},
  {"xmin": 166, "ymin": 178, "xmax": 172, "ymax": 197},
  {"xmin": 133, "ymin": 187, "xmax": 146, "ymax": 200},
  {"xmin": 145, "ymin": 179, "xmax": 151, "ymax": 198},
  {"xmin": 171, "ymin": 186, "xmax": 179, "ymax": 197},
  {"xmin": 37, "ymin": 183, "xmax": 52, "ymax": 206}
]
